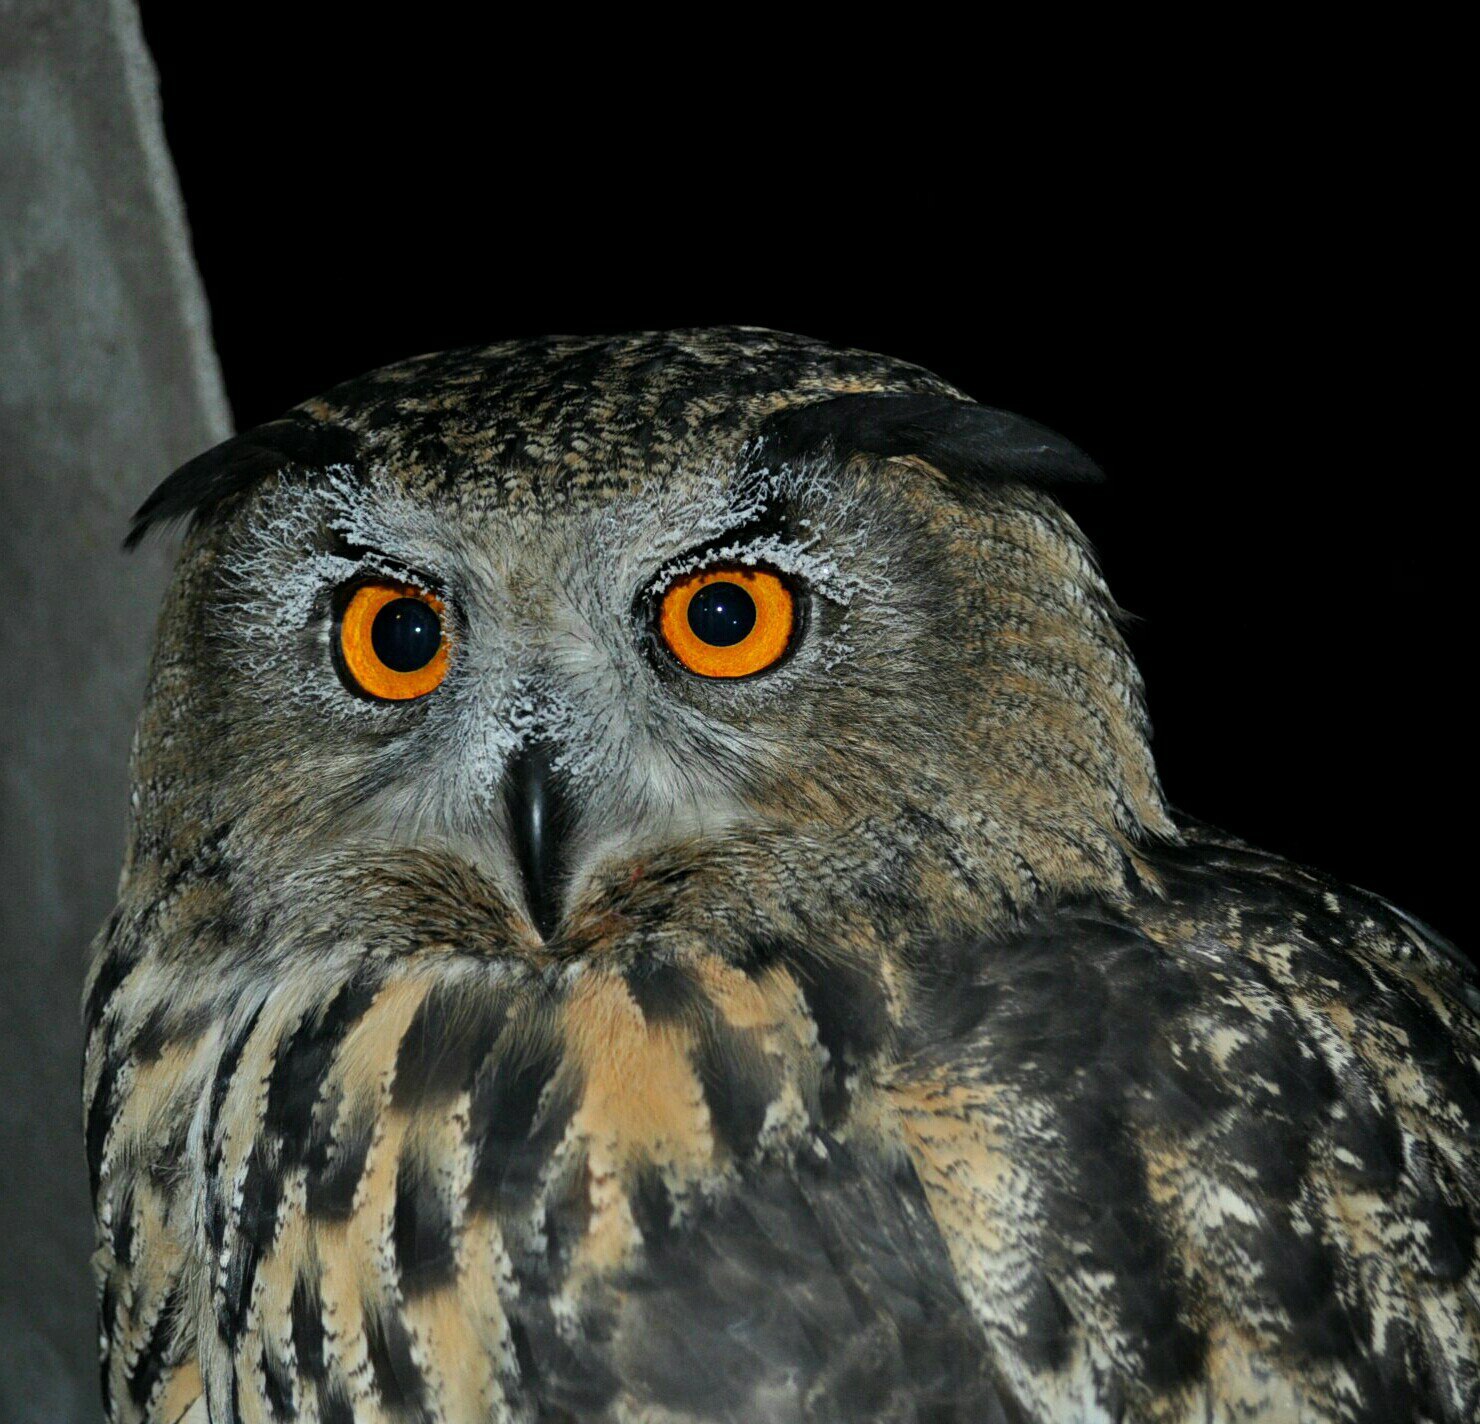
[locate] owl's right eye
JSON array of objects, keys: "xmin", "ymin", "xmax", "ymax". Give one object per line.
[
  {"xmin": 338, "ymin": 582, "xmax": 450, "ymax": 701},
  {"xmin": 657, "ymin": 566, "xmax": 796, "ymax": 678}
]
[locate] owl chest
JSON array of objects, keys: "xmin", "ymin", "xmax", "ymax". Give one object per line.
[{"xmin": 199, "ymin": 958, "xmax": 843, "ymax": 1421}]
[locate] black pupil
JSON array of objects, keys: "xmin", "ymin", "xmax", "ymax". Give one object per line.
[
  {"xmin": 370, "ymin": 598, "xmax": 441, "ymax": 672},
  {"xmin": 687, "ymin": 581, "xmax": 756, "ymax": 647}
]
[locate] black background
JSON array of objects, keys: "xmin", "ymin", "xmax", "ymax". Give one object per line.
[{"xmin": 139, "ymin": 14, "xmax": 1468, "ymax": 946}]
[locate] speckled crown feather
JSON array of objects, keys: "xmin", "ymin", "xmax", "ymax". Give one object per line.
[{"xmin": 128, "ymin": 327, "xmax": 1097, "ymax": 542}]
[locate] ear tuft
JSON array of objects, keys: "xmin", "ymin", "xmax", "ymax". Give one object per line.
[
  {"xmin": 125, "ymin": 415, "xmax": 359, "ymax": 550},
  {"xmin": 758, "ymin": 393, "xmax": 1101, "ymax": 489}
]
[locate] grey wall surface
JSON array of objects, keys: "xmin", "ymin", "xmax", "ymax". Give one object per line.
[{"xmin": 0, "ymin": 1, "xmax": 230, "ymax": 1416}]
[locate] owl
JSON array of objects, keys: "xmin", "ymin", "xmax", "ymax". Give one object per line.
[{"xmin": 84, "ymin": 329, "xmax": 1480, "ymax": 1424}]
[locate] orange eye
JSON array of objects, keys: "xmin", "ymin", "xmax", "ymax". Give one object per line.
[
  {"xmin": 339, "ymin": 582, "xmax": 451, "ymax": 701},
  {"xmin": 658, "ymin": 567, "xmax": 795, "ymax": 678}
]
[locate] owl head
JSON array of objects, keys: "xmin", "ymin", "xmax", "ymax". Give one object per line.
[{"xmin": 122, "ymin": 329, "xmax": 1170, "ymax": 973}]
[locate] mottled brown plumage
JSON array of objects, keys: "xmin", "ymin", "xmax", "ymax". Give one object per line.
[{"xmin": 86, "ymin": 329, "xmax": 1480, "ymax": 1422}]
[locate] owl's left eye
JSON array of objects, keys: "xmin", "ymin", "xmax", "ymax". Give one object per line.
[{"xmin": 338, "ymin": 582, "xmax": 450, "ymax": 700}]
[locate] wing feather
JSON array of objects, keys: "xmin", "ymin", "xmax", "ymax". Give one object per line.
[{"xmin": 891, "ymin": 831, "xmax": 1480, "ymax": 1423}]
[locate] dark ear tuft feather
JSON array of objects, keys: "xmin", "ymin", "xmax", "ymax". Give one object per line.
[
  {"xmin": 759, "ymin": 393, "xmax": 1101, "ymax": 489},
  {"xmin": 125, "ymin": 416, "xmax": 359, "ymax": 550}
]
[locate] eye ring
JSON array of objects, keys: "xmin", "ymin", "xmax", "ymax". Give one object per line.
[
  {"xmin": 658, "ymin": 567, "xmax": 796, "ymax": 678},
  {"xmin": 338, "ymin": 582, "xmax": 451, "ymax": 701}
]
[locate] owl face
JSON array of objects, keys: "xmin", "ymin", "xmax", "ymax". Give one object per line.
[{"xmin": 127, "ymin": 330, "xmax": 1169, "ymax": 961}]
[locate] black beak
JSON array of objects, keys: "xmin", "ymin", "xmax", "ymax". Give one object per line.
[{"xmin": 502, "ymin": 740, "xmax": 573, "ymax": 943}]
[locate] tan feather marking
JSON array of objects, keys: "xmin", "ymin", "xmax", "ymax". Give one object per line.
[
  {"xmin": 700, "ymin": 959, "xmax": 819, "ymax": 1064},
  {"xmin": 910, "ymin": 1081, "xmax": 1344, "ymax": 1424},
  {"xmin": 894, "ymin": 1074, "xmax": 1216, "ymax": 1422},
  {"xmin": 561, "ymin": 969, "xmax": 715, "ymax": 1276},
  {"xmin": 1418, "ymin": 1285, "xmax": 1480, "ymax": 1414},
  {"xmin": 153, "ymin": 1358, "xmax": 204, "ymax": 1424},
  {"xmin": 394, "ymin": 1100, "xmax": 508, "ymax": 1419},
  {"xmin": 1279, "ymin": 957, "xmax": 1476, "ymax": 1156},
  {"xmin": 1141, "ymin": 1111, "xmax": 1412, "ymax": 1424},
  {"xmin": 696, "ymin": 958, "xmax": 821, "ymax": 1147},
  {"xmin": 205, "ymin": 991, "xmax": 317, "ymax": 1419},
  {"xmin": 895, "ymin": 1076, "xmax": 1093, "ymax": 1419},
  {"xmin": 233, "ymin": 1356, "xmax": 271, "ymax": 1424},
  {"xmin": 456, "ymin": 1209, "xmax": 520, "ymax": 1385},
  {"xmin": 694, "ymin": 957, "xmax": 804, "ymax": 1037},
  {"xmin": 239, "ymin": 1170, "xmax": 311, "ymax": 1421},
  {"xmin": 402, "ymin": 1287, "xmax": 505, "ymax": 1422},
  {"xmin": 1195, "ymin": 1323, "xmax": 1310, "ymax": 1422},
  {"xmin": 313, "ymin": 975, "xmax": 429, "ymax": 1412},
  {"xmin": 112, "ymin": 1031, "xmax": 214, "ymax": 1157},
  {"xmin": 891, "ymin": 1075, "xmax": 1009, "ymax": 1257},
  {"xmin": 1320, "ymin": 1177, "xmax": 1424, "ymax": 1387},
  {"xmin": 216, "ymin": 990, "xmax": 316, "ymax": 1213},
  {"xmin": 117, "ymin": 1180, "xmax": 186, "ymax": 1370},
  {"xmin": 97, "ymin": 1011, "xmax": 205, "ymax": 1423},
  {"xmin": 332, "ymin": 975, "xmax": 434, "ymax": 1111},
  {"xmin": 890, "ymin": 1074, "xmax": 1066, "ymax": 1415}
]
